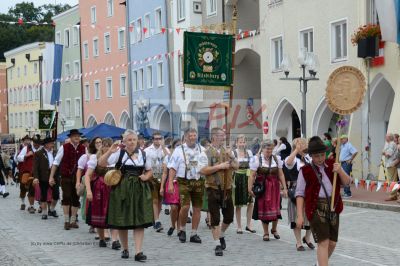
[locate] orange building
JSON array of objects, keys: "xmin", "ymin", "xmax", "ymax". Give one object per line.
[{"xmin": 80, "ymin": 0, "xmax": 130, "ymax": 128}]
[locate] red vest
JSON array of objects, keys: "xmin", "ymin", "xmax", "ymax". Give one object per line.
[
  {"xmin": 60, "ymin": 143, "xmax": 86, "ymax": 177},
  {"xmin": 19, "ymin": 145, "xmax": 34, "ymax": 174},
  {"xmin": 301, "ymin": 159, "xmax": 343, "ymax": 221}
]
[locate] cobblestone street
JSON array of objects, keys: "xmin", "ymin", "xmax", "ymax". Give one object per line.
[{"xmin": 0, "ymin": 185, "xmax": 399, "ymax": 266}]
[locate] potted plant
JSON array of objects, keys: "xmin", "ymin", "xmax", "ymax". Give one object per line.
[{"xmin": 351, "ymin": 24, "xmax": 381, "ymax": 58}]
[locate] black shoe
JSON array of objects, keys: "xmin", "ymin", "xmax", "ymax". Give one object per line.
[
  {"xmin": 38, "ymin": 207, "xmax": 42, "ymax": 213},
  {"xmin": 187, "ymin": 217, "xmax": 192, "ymax": 224},
  {"xmin": 215, "ymin": 245, "xmax": 223, "ymax": 256},
  {"xmin": 0, "ymin": 192, "xmax": 3, "ymax": 195},
  {"xmin": 167, "ymin": 227, "xmax": 175, "ymax": 236},
  {"xmin": 154, "ymin": 221, "xmax": 163, "ymax": 232},
  {"xmin": 41, "ymin": 215, "xmax": 48, "ymax": 220},
  {"xmin": 134, "ymin": 252, "xmax": 147, "ymax": 262},
  {"xmin": 48, "ymin": 210, "xmax": 59, "ymax": 218},
  {"xmin": 179, "ymin": 230, "xmax": 186, "ymax": 243},
  {"xmin": 219, "ymin": 237, "xmax": 226, "ymax": 250},
  {"xmin": 76, "ymin": 214, "xmax": 79, "ymax": 223},
  {"xmin": 164, "ymin": 209, "xmax": 170, "ymax": 215},
  {"xmin": 95, "ymin": 236, "xmax": 100, "ymax": 240},
  {"xmin": 121, "ymin": 249, "xmax": 129, "ymax": 259},
  {"xmin": 189, "ymin": 234, "xmax": 202, "ymax": 244},
  {"xmin": 99, "ymin": 240, "xmax": 107, "ymax": 247},
  {"xmin": 112, "ymin": 240, "xmax": 121, "ymax": 250},
  {"xmin": 2, "ymin": 192, "xmax": 9, "ymax": 198}
]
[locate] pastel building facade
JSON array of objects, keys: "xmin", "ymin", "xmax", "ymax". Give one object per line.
[
  {"xmin": 53, "ymin": 5, "xmax": 84, "ymax": 133},
  {"xmin": 80, "ymin": 0, "xmax": 130, "ymax": 128},
  {"xmin": 0, "ymin": 63, "xmax": 8, "ymax": 134}
]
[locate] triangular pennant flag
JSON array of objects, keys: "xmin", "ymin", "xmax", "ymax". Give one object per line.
[
  {"xmin": 389, "ymin": 182, "xmax": 397, "ymax": 192},
  {"xmin": 360, "ymin": 179, "xmax": 366, "ymax": 189},
  {"xmin": 171, "ymin": 51, "xmax": 174, "ymax": 57},
  {"xmin": 161, "ymin": 27, "xmax": 166, "ymax": 34},
  {"xmin": 168, "ymin": 28, "xmax": 173, "ymax": 34},
  {"xmin": 129, "ymin": 26, "xmax": 134, "ymax": 32},
  {"xmin": 366, "ymin": 180, "xmax": 371, "ymax": 191},
  {"xmin": 376, "ymin": 181, "xmax": 382, "ymax": 192},
  {"xmin": 143, "ymin": 27, "xmax": 148, "ymax": 34},
  {"xmin": 383, "ymin": 181, "xmax": 388, "ymax": 192},
  {"xmin": 18, "ymin": 18, "xmax": 23, "ymax": 25},
  {"xmin": 354, "ymin": 178, "xmax": 359, "ymax": 188},
  {"xmin": 370, "ymin": 181, "xmax": 377, "ymax": 191},
  {"xmin": 176, "ymin": 28, "xmax": 181, "ymax": 34}
]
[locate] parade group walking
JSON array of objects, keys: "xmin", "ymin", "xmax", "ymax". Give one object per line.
[{"xmin": 6, "ymin": 127, "xmax": 353, "ymax": 266}]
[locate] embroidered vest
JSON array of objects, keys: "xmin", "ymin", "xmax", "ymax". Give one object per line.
[
  {"xmin": 60, "ymin": 143, "xmax": 86, "ymax": 177},
  {"xmin": 205, "ymin": 146, "xmax": 233, "ymax": 190},
  {"xmin": 19, "ymin": 145, "xmax": 34, "ymax": 174},
  {"xmin": 301, "ymin": 159, "xmax": 343, "ymax": 220}
]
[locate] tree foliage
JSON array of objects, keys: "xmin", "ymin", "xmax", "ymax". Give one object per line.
[{"xmin": 0, "ymin": 1, "xmax": 71, "ymax": 60}]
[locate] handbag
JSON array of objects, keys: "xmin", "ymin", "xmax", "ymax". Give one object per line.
[
  {"xmin": 252, "ymin": 155, "xmax": 273, "ymax": 197},
  {"xmin": 287, "ymin": 184, "xmax": 297, "ymax": 203},
  {"xmin": 77, "ymin": 181, "xmax": 86, "ymax": 197},
  {"xmin": 21, "ymin": 172, "xmax": 33, "ymax": 185}
]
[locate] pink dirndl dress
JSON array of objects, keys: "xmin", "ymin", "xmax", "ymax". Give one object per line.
[{"xmin": 89, "ymin": 167, "xmax": 111, "ymax": 228}]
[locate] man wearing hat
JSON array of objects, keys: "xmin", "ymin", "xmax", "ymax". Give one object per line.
[
  {"xmin": 49, "ymin": 129, "xmax": 86, "ymax": 230},
  {"xmin": 33, "ymin": 137, "xmax": 57, "ymax": 220},
  {"xmin": 339, "ymin": 135, "xmax": 358, "ymax": 198},
  {"xmin": 17, "ymin": 134, "xmax": 42, "ymax": 213},
  {"xmin": 295, "ymin": 136, "xmax": 351, "ymax": 266}
]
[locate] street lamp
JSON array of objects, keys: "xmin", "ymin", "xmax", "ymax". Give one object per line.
[{"xmin": 280, "ymin": 49, "xmax": 319, "ymax": 138}]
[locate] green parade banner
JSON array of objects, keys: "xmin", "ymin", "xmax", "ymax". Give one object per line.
[
  {"xmin": 184, "ymin": 31, "xmax": 234, "ymax": 89},
  {"xmin": 38, "ymin": 110, "xmax": 57, "ymax": 130}
]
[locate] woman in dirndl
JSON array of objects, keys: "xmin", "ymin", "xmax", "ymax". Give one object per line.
[
  {"xmin": 160, "ymin": 139, "xmax": 181, "ymax": 236},
  {"xmin": 248, "ymin": 140, "xmax": 288, "ymax": 241},
  {"xmin": 98, "ymin": 130, "xmax": 153, "ymax": 262},
  {"xmin": 76, "ymin": 137, "xmax": 101, "ymax": 228},
  {"xmin": 232, "ymin": 134, "xmax": 255, "ymax": 234},
  {"xmin": 86, "ymin": 138, "xmax": 121, "ymax": 249},
  {"xmin": 284, "ymin": 138, "xmax": 315, "ymax": 251}
]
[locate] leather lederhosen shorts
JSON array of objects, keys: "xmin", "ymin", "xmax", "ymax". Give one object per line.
[{"xmin": 309, "ymin": 198, "xmax": 340, "ymax": 243}]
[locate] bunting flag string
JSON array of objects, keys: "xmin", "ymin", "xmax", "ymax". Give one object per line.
[{"xmin": 1, "ymin": 49, "xmax": 183, "ymax": 98}]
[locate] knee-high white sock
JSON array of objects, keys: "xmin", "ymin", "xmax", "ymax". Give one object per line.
[{"xmin": 0, "ymin": 185, "xmax": 5, "ymax": 193}]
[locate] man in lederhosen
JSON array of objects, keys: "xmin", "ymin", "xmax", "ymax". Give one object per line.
[
  {"xmin": 17, "ymin": 134, "xmax": 42, "ymax": 213},
  {"xmin": 200, "ymin": 127, "xmax": 238, "ymax": 256},
  {"xmin": 49, "ymin": 129, "xmax": 85, "ymax": 230},
  {"xmin": 32, "ymin": 137, "xmax": 58, "ymax": 220}
]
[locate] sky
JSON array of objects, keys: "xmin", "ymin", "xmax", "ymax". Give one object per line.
[{"xmin": 0, "ymin": 0, "xmax": 79, "ymax": 14}]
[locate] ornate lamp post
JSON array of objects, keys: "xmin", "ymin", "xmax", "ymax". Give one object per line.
[{"xmin": 280, "ymin": 48, "xmax": 320, "ymax": 138}]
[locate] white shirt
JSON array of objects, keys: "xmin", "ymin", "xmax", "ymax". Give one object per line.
[
  {"xmin": 53, "ymin": 143, "xmax": 84, "ymax": 166},
  {"xmin": 43, "ymin": 148, "xmax": 54, "ymax": 168},
  {"xmin": 273, "ymin": 143, "xmax": 286, "ymax": 156},
  {"xmin": 107, "ymin": 149, "xmax": 151, "ymax": 170},
  {"xmin": 168, "ymin": 143, "xmax": 207, "ymax": 180},
  {"xmin": 144, "ymin": 144, "xmax": 170, "ymax": 177},
  {"xmin": 284, "ymin": 155, "xmax": 312, "ymax": 171},
  {"xmin": 17, "ymin": 145, "xmax": 41, "ymax": 162},
  {"xmin": 249, "ymin": 155, "xmax": 283, "ymax": 171},
  {"xmin": 77, "ymin": 154, "xmax": 96, "ymax": 170},
  {"xmin": 232, "ymin": 149, "xmax": 253, "ymax": 162}
]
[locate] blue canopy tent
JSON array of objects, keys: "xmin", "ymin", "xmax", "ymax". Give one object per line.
[
  {"xmin": 137, "ymin": 128, "xmax": 173, "ymax": 139},
  {"xmin": 57, "ymin": 123, "xmax": 125, "ymax": 142}
]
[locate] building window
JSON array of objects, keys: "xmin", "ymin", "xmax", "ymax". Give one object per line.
[
  {"xmin": 72, "ymin": 26, "xmax": 79, "ymax": 46},
  {"xmin": 146, "ymin": 65, "xmax": 153, "ymax": 89},
  {"xmin": 366, "ymin": 0, "xmax": 378, "ymax": 24},
  {"xmin": 91, "ymin": 6, "xmax": 97, "ymax": 24},
  {"xmin": 75, "ymin": 98, "xmax": 81, "ymax": 117},
  {"xmin": 94, "ymin": 81, "xmax": 100, "ymax": 99},
  {"xmin": 118, "ymin": 28, "xmax": 126, "ymax": 49},
  {"xmin": 331, "ymin": 20, "xmax": 347, "ymax": 62},
  {"xmin": 56, "ymin": 31, "xmax": 61, "ymax": 44},
  {"xmin": 144, "ymin": 14, "xmax": 150, "ymax": 38},
  {"xmin": 19, "ymin": 112, "xmax": 22, "ymax": 127},
  {"xmin": 84, "ymin": 83, "xmax": 90, "ymax": 101},
  {"xmin": 29, "ymin": 112, "xmax": 34, "ymax": 127},
  {"xmin": 74, "ymin": 61, "xmax": 80, "ymax": 79},
  {"xmin": 155, "ymin": 8, "xmax": 162, "ymax": 33},
  {"xmin": 33, "ymin": 62, "xmax": 38, "ymax": 74},
  {"xmin": 300, "ymin": 29, "xmax": 313, "ymax": 53},
  {"xmin": 107, "ymin": 0, "xmax": 114, "ymax": 17},
  {"xmin": 178, "ymin": 54, "xmax": 183, "ymax": 82},
  {"xmin": 104, "ymin": 33, "xmax": 111, "ymax": 53},
  {"xmin": 93, "ymin": 38, "xmax": 99, "ymax": 57},
  {"xmin": 271, "ymin": 36, "xmax": 283, "ymax": 71},
  {"xmin": 24, "ymin": 88, "xmax": 27, "ymax": 102},
  {"xmin": 17, "ymin": 67, "xmax": 20, "ymax": 78},
  {"xmin": 65, "ymin": 99, "xmax": 71, "ymax": 118},
  {"xmin": 9, "ymin": 114, "xmax": 13, "ymax": 128},
  {"xmin": 28, "ymin": 87, "xmax": 33, "ymax": 101},
  {"xmin": 177, "ymin": 0, "xmax": 185, "ymax": 21},
  {"xmin": 136, "ymin": 18, "xmax": 143, "ymax": 42},
  {"xmin": 157, "ymin": 62, "xmax": 163, "ymax": 86},
  {"xmin": 35, "ymin": 87, "xmax": 39, "ymax": 100},
  {"xmin": 129, "ymin": 22, "xmax": 136, "ymax": 44},
  {"xmin": 83, "ymin": 41, "xmax": 89, "ymax": 59},
  {"xmin": 9, "ymin": 69, "xmax": 13, "ymax": 80},
  {"xmin": 65, "ymin": 63, "xmax": 71, "ymax": 79},
  {"xmin": 120, "ymin": 74, "xmax": 127, "ymax": 96},
  {"xmin": 64, "ymin": 28, "xmax": 70, "ymax": 48},
  {"xmin": 25, "ymin": 112, "xmax": 28, "ymax": 126},
  {"xmin": 138, "ymin": 68, "xmax": 144, "ymax": 90},
  {"xmin": 132, "ymin": 71, "xmax": 138, "ymax": 91},
  {"xmin": 24, "ymin": 65, "xmax": 27, "ymax": 76},
  {"xmin": 207, "ymin": 0, "xmax": 217, "ymax": 16},
  {"xmin": 106, "ymin": 77, "xmax": 113, "ymax": 98}
]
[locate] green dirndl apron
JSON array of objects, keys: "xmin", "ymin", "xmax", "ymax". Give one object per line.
[
  {"xmin": 80, "ymin": 175, "xmax": 87, "ymax": 221},
  {"xmin": 233, "ymin": 169, "xmax": 251, "ymax": 206},
  {"xmin": 107, "ymin": 171, "xmax": 154, "ymax": 229}
]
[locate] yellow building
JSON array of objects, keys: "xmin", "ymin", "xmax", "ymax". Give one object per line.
[{"xmin": 5, "ymin": 42, "xmax": 55, "ymax": 139}]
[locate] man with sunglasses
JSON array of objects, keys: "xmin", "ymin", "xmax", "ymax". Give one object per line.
[{"xmin": 145, "ymin": 132, "xmax": 170, "ymax": 232}]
